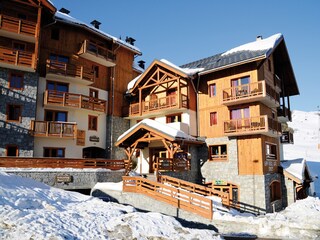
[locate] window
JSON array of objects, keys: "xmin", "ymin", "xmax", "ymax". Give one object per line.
[
  {"xmin": 44, "ymin": 148, "xmax": 65, "ymax": 158},
  {"xmin": 166, "ymin": 114, "xmax": 181, "ymax": 123},
  {"xmin": 7, "ymin": 105, "xmax": 21, "ymax": 122},
  {"xmin": 89, "ymin": 89, "xmax": 99, "ymax": 98},
  {"xmin": 270, "ymin": 181, "xmax": 281, "ymax": 202},
  {"xmin": 17, "ymin": 13, "xmax": 27, "ymax": 20},
  {"xmin": 9, "ymin": 73, "xmax": 24, "ymax": 89},
  {"xmin": 6, "ymin": 145, "xmax": 18, "ymax": 156},
  {"xmin": 266, "ymin": 143, "xmax": 277, "ymax": 160},
  {"xmin": 231, "ymin": 76, "xmax": 250, "ymax": 96},
  {"xmin": 230, "ymin": 107, "xmax": 250, "ymax": 120},
  {"xmin": 210, "ymin": 112, "xmax": 217, "ymax": 126},
  {"xmin": 88, "ymin": 42, "xmax": 98, "ymax": 53},
  {"xmin": 51, "ymin": 28, "xmax": 60, "ymax": 40},
  {"xmin": 92, "ymin": 65, "xmax": 99, "ymax": 78},
  {"xmin": 209, "ymin": 83, "xmax": 216, "ymax": 97},
  {"xmin": 47, "ymin": 81, "xmax": 68, "ymax": 92},
  {"xmin": 49, "ymin": 53, "xmax": 69, "ymax": 63},
  {"xmin": 13, "ymin": 42, "xmax": 26, "ymax": 51},
  {"xmin": 88, "ymin": 115, "xmax": 98, "ymax": 130},
  {"xmin": 209, "ymin": 144, "xmax": 227, "ymax": 161},
  {"xmin": 231, "ymin": 76, "xmax": 250, "ymax": 87},
  {"xmin": 45, "ymin": 110, "xmax": 67, "ymax": 122}
]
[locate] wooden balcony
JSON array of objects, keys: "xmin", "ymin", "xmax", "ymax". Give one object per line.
[
  {"xmin": 224, "ymin": 115, "xmax": 281, "ymax": 137},
  {"xmin": 0, "ymin": 46, "xmax": 35, "ymax": 72},
  {"xmin": 46, "ymin": 60, "xmax": 95, "ymax": 85},
  {"xmin": 44, "ymin": 90, "xmax": 106, "ymax": 113},
  {"xmin": 30, "ymin": 121, "xmax": 77, "ymax": 139},
  {"xmin": 128, "ymin": 94, "xmax": 188, "ymax": 118},
  {"xmin": 222, "ymin": 81, "xmax": 280, "ymax": 107},
  {"xmin": 78, "ymin": 40, "xmax": 115, "ymax": 67},
  {"xmin": 277, "ymin": 105, "xmax": 292, "ymax": 122},
  {"xmin": 0, "ymin": 14, "xmax": 37, "ymax": 43}
]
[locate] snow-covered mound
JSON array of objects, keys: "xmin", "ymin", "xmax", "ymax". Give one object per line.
[{"xmin": 283, "ymin": 110, "xmax": 320, "ymax": 195}]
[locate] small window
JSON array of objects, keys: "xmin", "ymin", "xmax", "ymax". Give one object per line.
[
  {"xmin": 51, "ymin": 28, "xmax": 60, "ymax": 40},
  {"xmin": 210, "ymin": 112, "xmax": 217, "ymax": 126},
  {"xmin": 9, "ymin": 73, "xmax": 24, "ymax": 89},
  {"xmin": 209, "ymin": 144, "xmax": 227, "ymax": 161},
  {"xmin": 44, "ymin": 148, "xmax": 65, "ymax": 158},
  {"xmin": 88, "ymin": 115, "xmax": 98, "ymax": 131},
  {"xmin": 89, "ymin": 88, "xmax": 99, "ymax": 98},
  {"xmin": 6, "ymin": 145, "xmax": 18, "ymax": 156},
  {"xmin": 13, "ymin": 42, "xmax": 26, "ymax": 51},
  {"xmin": 7, "ymin": 105, "xmax": 21, "ymax": 122},
  {"xmin": 93, "ymin": 65, "xmax": 99, "ymax": 78},
  {"xmin": 17, "ymin": 13, "xmax": 27, "ymax": 20},
  {"xmin": 270, "ymin": 180, "xmax": 281, "ymax": 202},
  {"xmin": 266, "ymin": 143, "xmax": 277, "ymax": 160},
  {"xmin": 209, "ymin": 83, "xmax": 216, "ymax": 97},
  {"xmin": 49, "ymin": 54, "xmax": 69, "ymax": 63},
  {"xmin": 166, "ymin": 114, "xmax": 181, "ymax": 123}
]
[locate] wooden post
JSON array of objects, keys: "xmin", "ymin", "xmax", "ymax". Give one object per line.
[{"xmin": 139, "ymin": 88, "xmax": 142, "ymax": 116}]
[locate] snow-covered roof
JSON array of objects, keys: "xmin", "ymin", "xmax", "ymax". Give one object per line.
[
  {"xmin": 221, "ymin": 33, "xmax": 283, "ymax": 56},
  {"xmin": 281, "ymin": 158, "xmax": 312, "ymax": 183},
  {"xmin": 54, "ymin": 11, "xmax": 142, "ymax": 55},
  {"xmin": 116, "ymin": 119, "xmax": 202, "ymax": 146}
]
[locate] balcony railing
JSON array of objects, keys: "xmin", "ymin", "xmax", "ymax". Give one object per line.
[
  {"xmin": 128, "ymin": 94, "xmax": 188, "ymax": 116},
  {"xmin": 30, "ymin": 121, "xmax": 77, "ymax": 138},
  {"xmin": 153, "ymin": 157, "xmax": 191, "ymax": 172},
  {"xmin": 222, "ymin": 81, "xmax": 279, "ymax": 107},
  {"xmin": 78, "ymin": 40, "xmax": 115, "ymax": 67},
  {"xmin": 44, "ymin": 90, "xmax": 106, "ymax": 113},
  {"xmin": 46, "ymin": 60, "xmax": 95, "ymax": 84},
  {"xmin": 224, "ymin": 115, "xmax": 281, "ymax": 137},
  {"xmin": 0, "ymin": 47, "xmax": 35, "ymax": 70},
  {"xmin": 0, "ymin": 14, "xmax": 37, "ymax": 40}
]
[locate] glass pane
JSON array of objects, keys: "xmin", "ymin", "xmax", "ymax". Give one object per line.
[
  {"xmin": 241, "ymin": 76, "xmax": 250, "ymax": 85},
  {"xmin": 243, "ymin": 107, "xmax": 250, "ymax": 118},
  {"xmin": 45, "ymin": 111, "xmax": 53, "ymax": 121},
  {"xmin": 57, "ymin": 84, "xmax": 68, "ymax": 92},
  {"xmin": 57, "ymin": 149, "xmax": 64, "ymax": 157},
  {"xmin": 56, "ymin": 112, "xmax": 67, "ymax": 122},
  {"xmin": 47, "ymin": 82, "xmax": 55, "ymax": 90}
]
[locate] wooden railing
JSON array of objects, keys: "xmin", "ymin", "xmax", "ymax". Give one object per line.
[
  {"xmin": 30, "ymin": 121, "xmax": 77, "ymax": 138},
  {"xmin": 0, "ymin": 157, "xmax": 125, "ymax": 170},
  {"xmin": 154, "ymin": 158, "xmax": 190, "ymax": 172},
  {"xmin": 44, "ymin": 90, "xmax": 106, "ymax": 113},
  {"xmin": 0, "ymin": 14, "xmax": 36, "ymax": 37},
  {"xmin": 159, "ymin": 175, "xmax": 230, "ymax": 206},
  {"xmin": 224, "ymin": 115, "xmax": 281, "ymax": 135},
  {"xmin": 129, "ymin": 94, "xmax": 188, "ymax": 116},
  {"xmin": 0, "ymin": 47, "xmax": 35, "ymax": 68},
  {"xmin": 122, "ymin": 176, "xmax": 213, "ymax": 219},
  {"xmin": 222, "ymin": 81, "xmax": 279, "ymax": 104},
  {"xmin": 79, "ymin": 39, "xmax": 115, "ymax": 62},
  {"xmin": 46, "ymin": 60, "xmax": 95, "ymax": 83}
]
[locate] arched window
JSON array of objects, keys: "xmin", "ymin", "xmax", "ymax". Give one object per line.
[{"xmin": 270, "ymin": 180, "xmax": 281, "ymax": 202}]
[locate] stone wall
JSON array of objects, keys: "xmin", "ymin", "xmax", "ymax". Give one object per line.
[
  {"xmin": 0, "ymin": 68, "xmax": 37, "ymax": 157},
  {"xmin": 106, "ymin": 115, "xmax": 130, "ymax": 159},
  {"xmin": 5, "ymin": 169, "xmax": 125, "ymax": 190}
]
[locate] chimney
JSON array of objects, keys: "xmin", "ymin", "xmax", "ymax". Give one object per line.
[
  {"xmin": 125, "ymin": 36, "xmax": 136, "ymax": 46},
  {"xmin": 256, "ymin": 35, "xmax": 263, "ymax": 41},
  {"xmin": 138, "ymin": 60, "xmax": 145, "ymax": 69},
  {"xmin": 90, "ymin": 20, "xmax": 101, "ymax": 29},
  {"xmin": 59, "ymin": 8, "xmax": 70, "ymax": 14}
]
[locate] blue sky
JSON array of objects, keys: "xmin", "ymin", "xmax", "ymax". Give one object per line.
[{"xmin": 51, "ymin": 0, "xmax": 320, "ymax": 112}]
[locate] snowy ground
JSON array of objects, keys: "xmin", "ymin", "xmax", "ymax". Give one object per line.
[{"xmin": 283, "ymin": 110, "xmax": 320, "ymax": 195}]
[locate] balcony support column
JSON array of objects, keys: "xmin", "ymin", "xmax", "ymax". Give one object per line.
[
  {"xmin": 177, "ymin": 78, "xmax": 181, "ymax": 109},
  {"xmin": 139, "ymin": 88, "xmax": 142, "ymax": 116}
]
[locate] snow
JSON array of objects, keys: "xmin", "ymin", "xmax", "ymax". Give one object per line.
[
  {"xmin": 126, "ymin": 74, "xmax": 141, "ymax": 92},
  {"xmin": 116, "ymin": 118, "xmax": 200, "ymax": 144},
  {"xmin": 160, "ymin": 59, "xmax": 204, "ymax": 76},
  {"xmin": 283, "ymin": 110, "xmax": 320, "ymax": 195},
  {"xmin": 221, "ymin": 33, "xmax": 283, "ymax": 56},
  {"xmin": 1, "ymin": 172, "xmax": 320, "ymax": 239},
  {"xmin": 0, "ymin": 172, "xmax": 221, "ymax": 239},
  {"xmin": 281, "ymin": 158, "xmax": 309, "ymax": 183}
]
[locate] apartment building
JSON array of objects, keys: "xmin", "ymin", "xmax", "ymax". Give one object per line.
[{"xmin": 119, "ymin": 34, "xmax": 300, "ymax": 213}]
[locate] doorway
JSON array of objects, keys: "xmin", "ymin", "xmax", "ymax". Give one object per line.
[{"xmin": 149, "ymin": 147, "xmax": 167, "ymax": 173}]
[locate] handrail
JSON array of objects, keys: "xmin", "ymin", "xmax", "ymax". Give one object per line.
[
  {"xmin": 30, "ymin": 120, "xmax": 77, "ymax": 138},
  {"xmin": 153, "ymin": 158, "xmax": 190, "ymax": 172},
  {"xmin": 0, "ymin": 14, "xmax": 36, "ymax": 36},
  {"xmin": 0, "ymin": 157, "xmax": 125, "ymax": 170},
  {"xmin": 159, "ymin": 175, "xmax": 230, "ymax": 206},
  {"xmin": 129, "ymin": 93, "xmax": 188, "ymax": 116},
  {"xmin": 79, "ymin": 39, "xmax": 115, "ymax": 61},
  {"xmin": 44, "ymin": 90, "xmax": 106, "ymax": 113},
  {"xmin": 122, "ymin": 176, "xmax": 213, "ymax": 219},
  {"xmin": 224, "ymin": 115, "xmax": 281, "ymax": 134},
  {"xmin": 46, "ymin": 59, "xmax": 95, "ymax": 82},
  {"xmin": 0, "ymin": 47, "xmax": 35, "ymax": 68}
]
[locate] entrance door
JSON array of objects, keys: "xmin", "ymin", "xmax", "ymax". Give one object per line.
[{"xmin": 149, "ymin": 147, "xmax": 167, "ymax": 173}]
